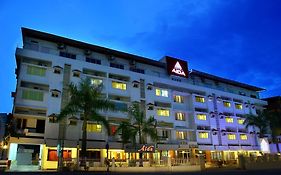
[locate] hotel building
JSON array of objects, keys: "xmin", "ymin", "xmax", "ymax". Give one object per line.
[{"xmin": 9, "ymin": 28, "xmax": 267, "ymax": 169}]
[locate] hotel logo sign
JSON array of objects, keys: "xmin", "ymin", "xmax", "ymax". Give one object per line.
[
  {"xmin": 166, "ymin": 56, "xmax": 188, "ymax": 78},
  {"xmin": 125, "ymin": 144, "xmax": 156, "ymax": 153}
]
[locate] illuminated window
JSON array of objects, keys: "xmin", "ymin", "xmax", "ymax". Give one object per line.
[
  {"xmin": 223, "ymin": 101, "xmax": 231, "ymax": 108},
  {"xmin": 87, "ymin": 123, "xmax": 102, "ymax": 133},
  {"xmin": 91, "ymin": 78, "xmax": 103, "ymax": 86},
  {"xmin": 195, "ymin": 96, "xmax": 205, "ymax": 103},
  {"xmin": 225, "ymin": 117, "xmax": 234, "ymax": 123},
  {"xmin": 228, "ymin": 134, "xmax": 236, "ymax": 140},
  {"xmin": 47, "ymin": 149, "xmax": 71, "ymax": 161},
  {"xmin": 235, "ymin": 103, "xmax": 243, "ymax": 109},
  {"xmin": 197, "ymin": 114, "xmax": 207, "ymax": 120},
  {"xmin": 199, "ymin": 132, "xmax": 209, "ymax": 139},
  {"xmin": 240, "ymin": 134, "xmax": 247, "ymax": 140},
  {"xmin": 112, "ymin": 81, "xmax": 126, "ymax": 90},
  {"xmin": 174, "ymin": 95, "xmax": 184, "ymax": 103},
  {"xmin": 156, "ymin": 88, "xmax": 168, "ymax": 97},
  {"xmin": 237, "ymin": 119, "xmax": 245, "ymax": 125},
  {"xmin": 22, "ymin": 89, "xmax": 44, "ymax": 101},
  {"xmin": 157, "ymin": 109, "xmax": 170, "ymax": 117},
  {"xmin": 175, "ymin": 112, "xmax": 185, "ymax": 121},
  {"xmin": 27, "ymin": 65, "xmax": 46, "ymax": 76},
  {"xmin": 176, "ymin": 131, "xmax": 187, "ymax": 140}
]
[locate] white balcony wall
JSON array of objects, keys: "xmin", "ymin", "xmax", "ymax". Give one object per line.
[
  {"xmin": 221, "ymin": 133, "xmax": 239, "ymax": 145},
  {"xmin": 239, "ymin": 134, "xmax": 251, "ymax": 145},
  {"xmin": 16, "ymin": 88, "xmax": 48, "ymax": 109},
  {"xmin": 19, "ymin": 63, "xmax": 50, "ymax": 85},
  {"xmin": 196, "ymin": 131, "xmax": 212, "ymax": 144},
  {"xmin": 194, "ymin": 112, "xmax": 210, "ymax": 126}
]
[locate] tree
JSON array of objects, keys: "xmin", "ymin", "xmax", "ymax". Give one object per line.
[
  {"xmin": 266, "ymin": 110, "xmax": 281, "ymax": 153},
  {"xmin": 115, "ymin": 102, "xmax": 158, "ymax": 166},
  {"xmin": 244, "ymin": 110, "xmax": 270, "ymax": 138},
  {"xmin": 58, "ymin": 78, "xmax": 115, "ymax": 167}
]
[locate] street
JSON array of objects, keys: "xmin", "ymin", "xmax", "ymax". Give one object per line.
[{"xmin": 3, "ymin": 168, "xmax": 281, "ymax": 175}]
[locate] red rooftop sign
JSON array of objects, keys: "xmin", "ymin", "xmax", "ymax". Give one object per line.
[{"xmin": 166, "ymin": 56, "xmax": 188, "ymax": 78}]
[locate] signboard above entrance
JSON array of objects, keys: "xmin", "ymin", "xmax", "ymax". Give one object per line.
[
  {"xmin": 125, "ymin": 144, "xmax": 155, "ymax": 153},
  {"xmin": 165, "ymin": 56, "xmax": 189, "ymax": 78}
]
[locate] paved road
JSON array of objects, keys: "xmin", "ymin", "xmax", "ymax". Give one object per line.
[{"xmin": 3, "ymin": 168, "xmax": 281, "ymax": 175}]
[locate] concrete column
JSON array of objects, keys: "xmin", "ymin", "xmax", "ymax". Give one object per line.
[
  {"xmin": 199, "ymin": 154, "xmax": 205, "ymax": 171},
  {"xmin": 238, "ymin": 154, "xmax": 246, "ymax": 170},
  {"xmin": 167, "ymin": 157, "xmax": 172, "ymax": 167}
]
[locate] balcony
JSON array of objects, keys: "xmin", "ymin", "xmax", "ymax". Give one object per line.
[
  {"xmin": 19, "ymin": 63, "xmax": 50, "ymax": 85},
  {"xmin": 193, "ymin": 95, "xmax": 208, "ymax": 109},
  {"xmin": 14, "ymin": 128, "xmax": 44, "ymax": 138},
  {"xmin": 15, "ymin": 87, "xmax": 48, "ymax": 109},
  {"xmin": 14, "ymin": 106, "xmax": 47, "ymax": 117}
]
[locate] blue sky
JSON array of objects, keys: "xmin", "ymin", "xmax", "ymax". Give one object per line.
[{"xmin": 1, "ymin": 0, "xmax": 281, "ymax": 112}]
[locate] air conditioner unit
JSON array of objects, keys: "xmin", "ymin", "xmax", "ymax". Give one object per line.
[
  {"xmin": 84, "ymin": 49, "xmax": 92, "ymax": 56},
  {"xmin": 108, "ymin": 55, "xmax": 115, "ymax": 61},
  {"xmin": 57, "ymin": 43, "xmax": 65, "ymax": 50}
]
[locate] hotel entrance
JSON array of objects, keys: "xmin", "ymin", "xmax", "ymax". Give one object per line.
[{"xmin": 8, "ymin": 143, "xmax": 43, "ymax": 171}]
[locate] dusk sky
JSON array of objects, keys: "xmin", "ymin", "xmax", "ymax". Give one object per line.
[{"xmin": 1, "ymin": 0, "xmax": 281, "ymax": 113}]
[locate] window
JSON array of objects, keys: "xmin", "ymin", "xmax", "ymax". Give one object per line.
[
  {"xmin": 22, "ymin": 89, "xmax": 44, "ymax": 101},
  {"xmin": 161, "ymin": 130, "xmax": 169, "ymax": 138},
  {"xmin": 112, "ymin": 81, "xmax": 126, "ymax": 90},
  {"xmin": 81, "ymin": 150, "xmax": 101, "ymax": 160},
  {"xmin": 87, "ymin": 123, "xmax": 102, "ymax": 133},
  {"xmin": 175, "ymin": 112, "xmax": 185, "ymax": 121},
  {"xmin": 223, "ymin": 101, "xmax": 231, "ymax": 108},
  {"xmin": 155, "ymin": 88, "xmax": 168, "ymax": 97},
  {"xmin": 91, "ymin": 78, "xmax": 103, "ymax": 86},
  {"xmin": 114, "ymin": 102, "xmax": 128, "ymax": 111},
  {"xmin": 197, "ymin": 114, "xmax": 207, "ymax": 120},
  {"xmin": 237, "ymin": 119, "xmax": 245, "ymax": 125},
  {"xmin": 157, "ymin": 109, "xmax": 170, "ymax": 117},
  {"xmin": 228, "ymin": 134, "xmax": 236, "ymax": 140},
  {"xmin": 110, "ymin": 125, "xmax": 117, "ymax": 136},
  {"xmin": 130, "ymin": 67, "xmax": 145, "ymax": 74},
  {"xmin": 235, "ymin": 103, "xmax": 243, "ymax": 110},
  {"xmin": 240, "ymin": 134, "xmax": 247, "ymax": 140},
  {"xmin": 48, "ymin": 149, "xmax": 72, "ymax": 161},
  {"xmin": 176, "ymin": 131, "xmax": 187, "ymax": 140},
  {"xmin": 174, "ymin": 95, "xmax": 184, "ymax": 103},
  {"xmin": 86, "ymin": 57, "xmax": 101, "ymax": 65},
  {"xmin": 27, "ymin": 65, "xmax": 46, "ymax": 76},
  {"xmin": 199, "ymin": 132, "xmax": 209, "ymax": 139},
  {"xmin": 195, "ymin": 96, "xmax": 205, "ymax": 103},
  {"xmin": 59, "ymin": 51, "xmax": 76, "ymax": 59},
  {"xmin": 225, "ymin": 117, "xmax": 234, "ymax": 123},
  {"xmin": 110, "ymin": 63, "xmax": 124, "ymax": 69}
]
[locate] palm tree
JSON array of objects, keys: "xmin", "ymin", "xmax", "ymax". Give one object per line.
[
  {"xmin": 266, "ymin": 110, "xmax": 281, "ymax": 153},
  {"xmin": 115, "ymin": 102, "xmax": 158, "ymax": 166},
  {"xmin": 58, "ymin": 78, "xmax": 115, "ymax": 167},
  {"xmin": 244, "ymin": 110, "xmax": 269, "ymax": 138}
]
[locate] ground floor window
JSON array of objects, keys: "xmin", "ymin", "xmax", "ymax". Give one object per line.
[
  {"xmin": 79, "ymin": 150, "xmax": 101, "ymax": 161},
  {"xmin": 47, "ymin": 149, "xmax": 72, "ymax": 161}
]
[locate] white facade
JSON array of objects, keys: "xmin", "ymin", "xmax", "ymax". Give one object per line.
[{"xmin": 9, "ymin": 28, "xmax": 268, "ymax": 169}]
